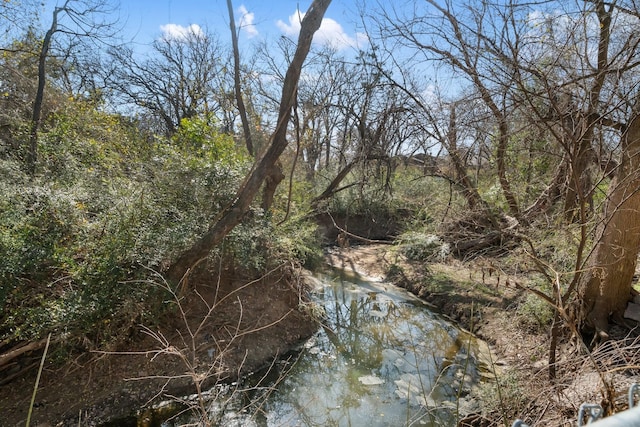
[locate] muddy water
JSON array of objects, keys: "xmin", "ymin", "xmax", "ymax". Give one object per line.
[{"xmin": 128, "ymin": 268, "xmax": 488, "ymax": 426}]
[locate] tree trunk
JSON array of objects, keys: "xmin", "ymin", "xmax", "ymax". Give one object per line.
[
  {"xmin": 577, "ymin": 110, "xmax": 640, "ymax": 339},
  {"xmin": 28, "ymin": 5, "xmax": 63, "ymax": 175},
  {"xmin": 447, "ymin": 103, "xmax": 485, "ymax": 210},
  {"xmin": 166, "ymin": 0, "xmax": 332, "ymax": 285},
  {"xmin": 495, "ymin": 116, "xmax": 521, "ymax": 219},
  {"xmin": 563, "ymin": 125, "xmax": 595, "ymax": 223},
  {"xmin": 310, "ymin": 159, "xmax": 359, "ymax": 209},
  {"xmin": 227, "ymin": 0, "xmax": 254, "ymax": 156},
  {"xmin": 262, "ymin": 161, "xmax": 285, "ymax": 212}
]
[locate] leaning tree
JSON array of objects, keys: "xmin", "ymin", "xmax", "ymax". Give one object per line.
[{"xmin": 166, "ymin": 0, "xmax": 332, "ymax": 285}]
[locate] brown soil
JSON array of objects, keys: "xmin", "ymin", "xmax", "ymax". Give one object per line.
[
  {"xmin": 0, "ymin": 266, "xmax": 318, "ymax": 426},
  {"xmin": 3, "ymin": 245, "xmax": 639, "ymax": 426}
]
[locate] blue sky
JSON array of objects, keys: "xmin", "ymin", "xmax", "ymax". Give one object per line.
[{"xmin": 45, "ymin": 0, "xmax": 369, "ymax": 52}]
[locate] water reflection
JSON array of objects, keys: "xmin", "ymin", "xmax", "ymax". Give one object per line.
[
  {"xmin": 137, "ymin": 268, "xmax": 483, "ymax": 426},
  {"xmin": 254, "ymin": 269, "xmax": 482, "ymax": 427}
]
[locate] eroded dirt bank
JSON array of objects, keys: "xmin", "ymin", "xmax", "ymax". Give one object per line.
[{"xmin": 0, "ymin": 268, "xmax": 318, "ymax": 426}]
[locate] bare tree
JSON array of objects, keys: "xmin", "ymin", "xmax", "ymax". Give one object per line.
[
  {"xmin": 260, "ymin": 46, "xmax": 420, "ymax": 210},
  {"xmin": 507, "ymin": 0, "xmax": 640, "ymax": 337},
  {"xmin": 372, "ymin": 0, "xmax": 636, "ymax": 225},
  {"xmin": 0, "ymin": 31, "xmax": 40, "ymax": 152},
  {"xmin": 106, "ymin": 27, "xmax": 231, "ymax": 136},
  {"xmin": 309, "ymin": 52, "xmax": 408, "ymax": 208},
  {"xmin": 371, "ymin": 0, "xmax": 640, "ymax": 337},
  {"xmin": 506, "ymin": 0, "xmax": 632, "ymax": 223},
  {"xmin": 0, "ymin": 0, "xmax": 38, "ymax": 47},
  {"xmin": 227, "ymin": 0, "xmax": 254, "ymax": 156},
  {"xmin": 378, "ymin": 0, "xmax": 522, "ymax": 219},
  {"xmin": 27, "ymin": 0, "xmax": 117, "ymax": 175},
  {"xmin": 358, "ymin": 36, "xmax": 496, "ymax": 218}
]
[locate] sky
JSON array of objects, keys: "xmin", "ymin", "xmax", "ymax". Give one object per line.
[{"xmin": 46, "ymin": 0, "xmax": 370, "ymax": 53}]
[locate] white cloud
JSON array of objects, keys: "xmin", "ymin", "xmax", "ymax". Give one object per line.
[
  {"xmin": 159, "ymin": 23, "xmax": 204, "ymax": 41},
  {"xmin": 238, "ymin": 5, "xmax": 259, "ymax": 38},
  {"xmin": 276, "ymin": 10, "xmax": 368, "ymax": 51}
]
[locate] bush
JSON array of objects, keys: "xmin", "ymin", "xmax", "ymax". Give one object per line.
[
  {"xmin": 476, "ymin": 369, "xmax": 528, "ymax": 421},
  {"xmin": 0, "ymin": 107, "xmax": 252, "ymax": 349},
  {"xmin": 0, "ymin": 181, "xmax": 83, "ymax": 314},
  {"xmin": 272, "ymin": 216, "xmax": 323, "ymax": 270},
  {"xmin": 219, "ymin": 211, "xmax": 322, "ymax": 276}
]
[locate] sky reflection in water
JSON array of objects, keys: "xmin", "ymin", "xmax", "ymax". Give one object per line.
[{"xmin": 257, "ymin": 269, "xmax": 482, "ymax": 427}]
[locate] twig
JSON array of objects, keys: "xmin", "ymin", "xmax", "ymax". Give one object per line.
[{"xmin": 26, "ymin": 332, "xmax": 51, "ymax": 427}]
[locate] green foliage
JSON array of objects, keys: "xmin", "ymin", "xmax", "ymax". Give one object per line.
[
  {"xmin": 171, "ymin": 116, "xmax": 246, "ymax": 164},
  {"xmin": 273, "ymin": 216, "xmax": 323, "ymax": 269},
  {"xmin": 0, "ymin": 183, "xmax": 80, "ymax": 302},
  {"xmin": 0, "ymin": 177, "xmax": 129, "ymax": 342},
  {"xmin": 531, "ymin": 222, "xmax": 582, "ymax": 274},
  {"xmin": 0, "ymin": 98, "xmax": 253, "ymax": 349},
  {"xmin": 391, "ymin": 166, "xmax": 448, "ymax": 212},
  {"xmin": 222, "ymin": 216, "xmax": 270, "ymax": 274},
  {"xmin": 513, "ymin": 274, "xmax": 556, "ymax": 332},
  {"xmin": 506, "ymin": 130, "xmax": 555, "ymax": 205},
  {"xmin": 39, "ymin": 99, "xmax": 151, "ymax": 181},
  {"xmin": 517, "ymin": 290, "xmax": 555, "ymax": 332},
  {"xmin": 0, "ymin": 81, "xmax": 325, "ymax": 356},
  {"xmin": 221, "ymin": 212, "xmax": 322, "ymax": 276},
  {"xmin": 391, "ymin": 166, "xmax": 470, "ymax": 234},
  {"xmin": 0, "ymin": 28, "xmax": 71, "ymax": 160}
]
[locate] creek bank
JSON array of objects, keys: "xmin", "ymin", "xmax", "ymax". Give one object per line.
[
  {"xmin": 0, "ymin": 267, "xmax": 318, "ymax": 426},
  {"xmin": 4, "ymin": 243, "xmax": 637, "ymax": 426},
  {"xmin": 326, "ymin": 244, "xmax": 640, "ymax": 426}
]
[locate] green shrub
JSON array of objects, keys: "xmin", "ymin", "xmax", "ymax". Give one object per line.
[
  {"xmin": 0, "ymin": 107, "xmax": 253, "ymax": 349},
  {"xmin": 219, "ymin": 211, "xmax": 322, "ymax": 276},
  {"xmin": 273, "ymin": 216, "xmax": 323, "ymax": 269},
  {"xmin": 476, "ymin": 369, "xmax": 528, "ymax": 421},
  {"xmin": 0, "ymin": 183, "xmax": 83, "ymax": 313}
]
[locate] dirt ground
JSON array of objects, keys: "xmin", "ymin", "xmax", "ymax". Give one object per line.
[
  {"xmin": 0, "ymin": 266, "xmax": 318, "ymax": 426},
  {"xmin": 2, "ymin": 244, "xmax": 639, "ymax": 426}
]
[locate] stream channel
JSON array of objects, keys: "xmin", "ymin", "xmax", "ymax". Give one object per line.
[{"xmin": 126, "ymin": 267, "xmax": 491, "ymax": 426}]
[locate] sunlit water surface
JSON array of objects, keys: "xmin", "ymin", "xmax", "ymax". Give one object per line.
[{"xmin": 126, "ymin": 268, "xmax": 488, "ymax": 427}]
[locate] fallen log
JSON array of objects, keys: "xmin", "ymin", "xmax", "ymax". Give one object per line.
[{"xmin": 0, "ymin": 336, "xmax": 51, "ymax": 368}]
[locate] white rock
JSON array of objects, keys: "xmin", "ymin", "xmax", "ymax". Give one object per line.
[
  {"xmin": 414, "ymin": 394, "xmax": 437, "ymax": 407},
  {"xmin": 358, "ymin": 375, "xmax": 385, "ymax": 385}
]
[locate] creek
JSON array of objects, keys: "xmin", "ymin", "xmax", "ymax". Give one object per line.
[{"xmin": 119, "ymin": 267, "xmax": 491, "ymax": 426}]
